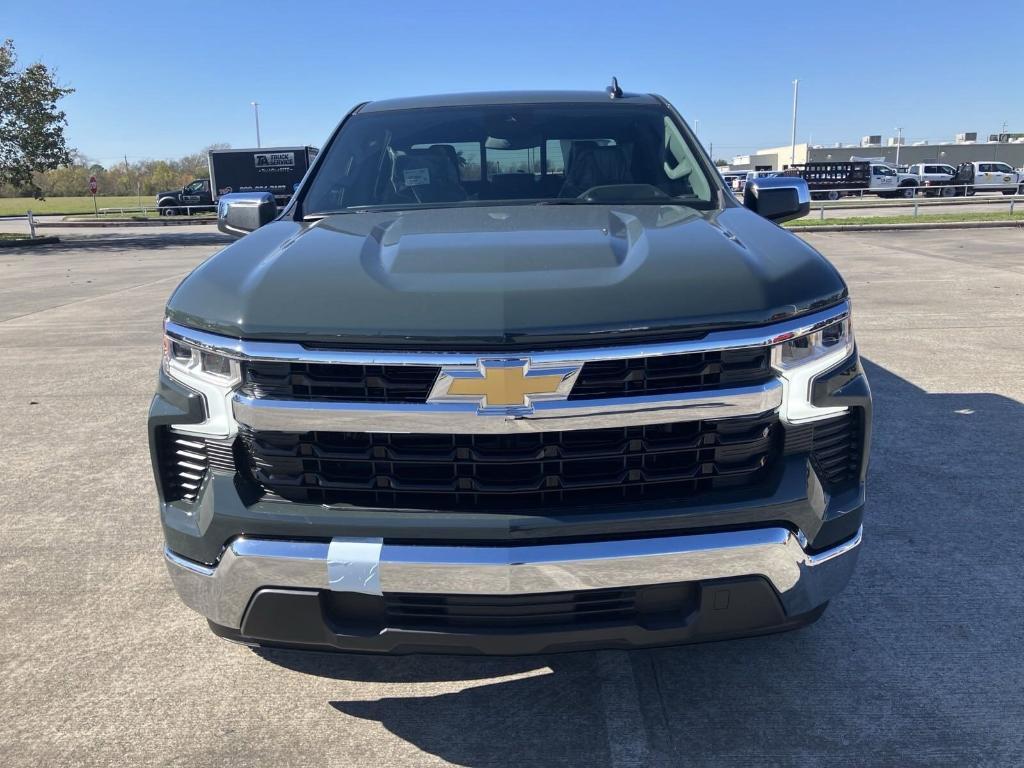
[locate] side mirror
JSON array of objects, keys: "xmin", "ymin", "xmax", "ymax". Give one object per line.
[
  {"xmin": 217, "ymin": 192, "xmax": 277, "ymax": 237},
  {"xmin": 743, "ymin": 176, "xmax": 810, "ymax": 223}
]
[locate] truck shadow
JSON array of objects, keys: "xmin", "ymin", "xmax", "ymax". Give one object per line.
[{"xmin": 257, "ymin": 358, "xmax": 1024, "ymax": 766}]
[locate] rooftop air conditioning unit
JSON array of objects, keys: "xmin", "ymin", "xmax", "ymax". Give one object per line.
[
  {"xmin": 912, "ymin": 141, "xmax": 928, "ymax": 146},
  {"xmin": 860, "ymin": 135, "xmax": 881, "ymax": 147},
  {"xmin": 887, "ymin": 136, "xmax": 905, "ymax": 146},
  {"xmin": 955, "ymin": 132, "xmax": 977, "ymax": 143}
]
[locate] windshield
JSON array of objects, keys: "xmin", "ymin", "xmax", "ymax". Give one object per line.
[{"xmin": 302, "ymin": 103, "xmax": 714, "ymax": 215}]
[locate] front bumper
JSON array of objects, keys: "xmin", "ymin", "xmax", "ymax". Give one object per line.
[{"xmin": 164, "ymin": 525, "xmax": 861, "ymax": 654}]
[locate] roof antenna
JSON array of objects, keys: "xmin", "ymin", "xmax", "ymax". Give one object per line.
[{"xmin": 607, "ymin": 76, "xmax": 623, "ymax": 100}]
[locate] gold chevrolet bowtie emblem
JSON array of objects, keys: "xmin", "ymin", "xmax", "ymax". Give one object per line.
[{"xmin": 429, "ymin": 359, "xmax": 581, "ymax": 412}]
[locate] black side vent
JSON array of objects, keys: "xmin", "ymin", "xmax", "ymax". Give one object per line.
[
  {"xmin": 810, "ymin": 411, "xmax": 861, "ymax": 489},
  {"xmin": 785, "ymin": 411, "xmax": 862, "ymax": 491},
  {"xmin": 158, "ymin": 429, "xmax": 236, "ymax": 503}
]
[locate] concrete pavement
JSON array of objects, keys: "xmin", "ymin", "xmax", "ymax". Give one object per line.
[{"xmin": 1, "ymin": 227, "xmax": 1022, "ymax": 766}]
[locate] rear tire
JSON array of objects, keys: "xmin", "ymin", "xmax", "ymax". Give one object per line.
[
  {"xmin": 940, "ymin": 186, "xmax": 956, "ymax": 198},
  {"xmin": 899, "ymin": 185, "xmax": 917, "ymax": 199},
  {"xmin": 826, "ymin": 190, "xmax": 840, "ymax": 201}
]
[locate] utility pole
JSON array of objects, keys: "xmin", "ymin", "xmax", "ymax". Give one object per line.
[
  {"xmin": 251, "ymin": 101, "xmax": 262, "ymax": 148},
  {"xmin": 790, "ymin": 79, "xmax": 799, "ymax": 167}
]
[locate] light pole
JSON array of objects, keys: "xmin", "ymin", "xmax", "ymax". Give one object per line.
[
  {"xmin": 894, "ymin": 126, "xmax": 903, "ymax": 167},
  {"xmin": 790, "ymin": 79, "xmax": 799, "ymax": 168},
  {"xmin": 251, "ymin": 101, "xmax": 262, "ymax": 148}
]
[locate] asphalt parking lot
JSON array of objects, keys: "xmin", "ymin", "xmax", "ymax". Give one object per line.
[{"xmin": 2, "ymin": 225, "xmax": 1023, "ymax": 767}]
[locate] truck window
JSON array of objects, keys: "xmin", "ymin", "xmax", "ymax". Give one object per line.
[
  {"xmin": 301, "ymin": 103, "xmax": 715, "ymax": 214},
  {"xmin": 993, "ymin": 163, "xmax": 1013, "ymax": 173}
]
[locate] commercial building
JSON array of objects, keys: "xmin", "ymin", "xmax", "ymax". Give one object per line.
[{"xmin": 728, "ymin": 133, "xmax": 1024, "ymax": 171}]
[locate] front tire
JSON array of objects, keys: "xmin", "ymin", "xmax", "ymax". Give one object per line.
[
  {"xmin": 159, "ymin": 205, "xmax": 178, "ymax": 216},
  {"xmin": 940, "ymin": 186, "xmax": 956, "ymax": 198},
  {"xmin": 899, "ymin": 185, "xmax": 917, "ymax": 199}
]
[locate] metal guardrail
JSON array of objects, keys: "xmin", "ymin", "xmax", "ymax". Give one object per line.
[
  {"xmin": 98, "ymin": 204, "xmax": 217, "ymax": 216},
  {"xmin": 799, "ymin": 185, "xmax": 1023, "ymax": 220},
  {"xmin": 733, "ymin": 183, "xmax": 1022, "ymax": 219}
]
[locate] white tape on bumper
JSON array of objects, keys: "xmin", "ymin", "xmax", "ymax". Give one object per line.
[{"xmin": 327, "ymin": 537, "xmax": 384, "ymax": 595}]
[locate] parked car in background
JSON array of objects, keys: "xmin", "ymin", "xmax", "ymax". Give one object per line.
[
  {"xmin": 950, "ymin": 161, "xmax": 1024, "ymax": 195},
  {"xmin": 156, "ymin": 147, "xmax": 318, "ymax": 215},
  {"xmin": 904, "ymin": 163, "xmax": 958, "ymax": 197},
  {"xmin": 787, "ymin": 161, "xmax": 921, "ymax": 200},
  {"xmin": 980, "ymin": 162, "xmax": 1024, "ymax": 194},
  {"xmin": 719, "ymin": 170, "xmax": 748, "ymax": 193},
  {"xmin": 724, "ymin": 170, "xmax": 781, "ymax": 195}
]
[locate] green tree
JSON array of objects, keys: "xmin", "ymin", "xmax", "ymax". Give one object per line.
[{"xmin": 0, "ymin": 39, "xmax": 74, "ymax": 197}]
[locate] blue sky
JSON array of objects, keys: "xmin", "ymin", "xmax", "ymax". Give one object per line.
[{"xmin": 7, "ymin": 0, "xmax": 1022, "ymax": 165}]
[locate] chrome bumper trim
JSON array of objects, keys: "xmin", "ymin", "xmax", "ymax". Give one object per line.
[
  {"xmin": 164, "ymin": 525, "xmax": 862, "ymax": 629},
  {"xmin": 164, "ymin": 301, "xmax": 849, "ymax": 366},
  {"xmin": 231, "ymin": 380, "xmax": 782, "ymax": 434}
]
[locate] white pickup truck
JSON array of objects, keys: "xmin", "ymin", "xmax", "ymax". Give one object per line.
[
  {"xmin": 958, "ymin": 161, "xmax": 1024, "ymax": 195},
  {"xmin": 904, "ymin": 163, "xmax": 958, "ymax": 197},
  {"xmin": 849, "ymin": 157, "xmax": 919, "ymax": 198}
]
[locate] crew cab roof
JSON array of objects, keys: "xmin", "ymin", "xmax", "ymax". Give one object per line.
[{"xmin": 358, "ymin": 90, "xmax": 661, "ymax": 113}]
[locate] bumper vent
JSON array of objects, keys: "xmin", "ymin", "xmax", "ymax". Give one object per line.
[
  {"xmin": 569, "ymin": 347, "xmax": 772, "ymax": 400},
  {"xmin": 157, "ymin": 429, "xmax": 236, "ymax": 503},
  {"xmin": 784, "ymin": 410, "xmax": 863, "ymax": 491},
  {"xmin": 324, "ymin": 582, "xmax": 699, "ymax": 631},
  {"xmin": 239, "ymin": 412, "xmax": 779, "ymax": 511},
  {"xmin": 809, "ymin": 411, "xmax": 862, "ymax": 489}
]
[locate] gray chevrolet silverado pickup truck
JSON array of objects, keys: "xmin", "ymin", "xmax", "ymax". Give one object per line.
[{"xmin": 150, "ymin": 87, "xmax": 870, "ymax": 654}]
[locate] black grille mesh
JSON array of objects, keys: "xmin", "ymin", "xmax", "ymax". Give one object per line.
[
  {"xmin": 569, "ymin": 347, "xmax": 771, "ymax": 399},
  {"xmin": 239, "ymin": 346, "xmax": 771, "ymax": 405},
  {"xmin": 240, "ymin": 361, "xmax": 440, "ymax": 403},
  {"xmin": 239, "ymin": 412, "xmax": 779, "ymax": 510}
]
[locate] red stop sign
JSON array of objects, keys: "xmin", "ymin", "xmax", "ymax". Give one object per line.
[{"xmin": 88, "ymin": 175, "xmax": 98, "ymax": 195}]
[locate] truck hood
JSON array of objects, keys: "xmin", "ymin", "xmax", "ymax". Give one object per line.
[{"xmin": 167, "ymin": 204, "xmax": 846, "ymax": 348}]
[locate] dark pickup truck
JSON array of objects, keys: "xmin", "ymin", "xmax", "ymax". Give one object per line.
[
  {"xmin": 156, "ymin": 147, "xmax": 317, "ymax": 215},
  {"xmin": 151, "ymin": 88, "xmax": 870, "ymax": 655}
]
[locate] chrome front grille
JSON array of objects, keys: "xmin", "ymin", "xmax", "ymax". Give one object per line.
[{"xmin": 162, "ymin": 302, "xmax": 855, "ymax": 509}]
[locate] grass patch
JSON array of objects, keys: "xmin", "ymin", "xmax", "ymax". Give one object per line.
[
  {"xmin": 0, "ymin": 196, "xmax": 153, "ymax": 216},
  {"xmin": 0, "ymin": 232, "xmax": 29, "ymax": 240},
  {"xmin": 787, "ymin": 211, "xmax": 1024, "ymax": 227}
]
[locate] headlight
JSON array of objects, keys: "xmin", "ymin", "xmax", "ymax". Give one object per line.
[
  {"xmin": 162, "ymin": 326, "xmax": 241, "ymax": 437},
  {"xmin": 771, "ymin": 314, "xmax": 855, "ymax": 424}
]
